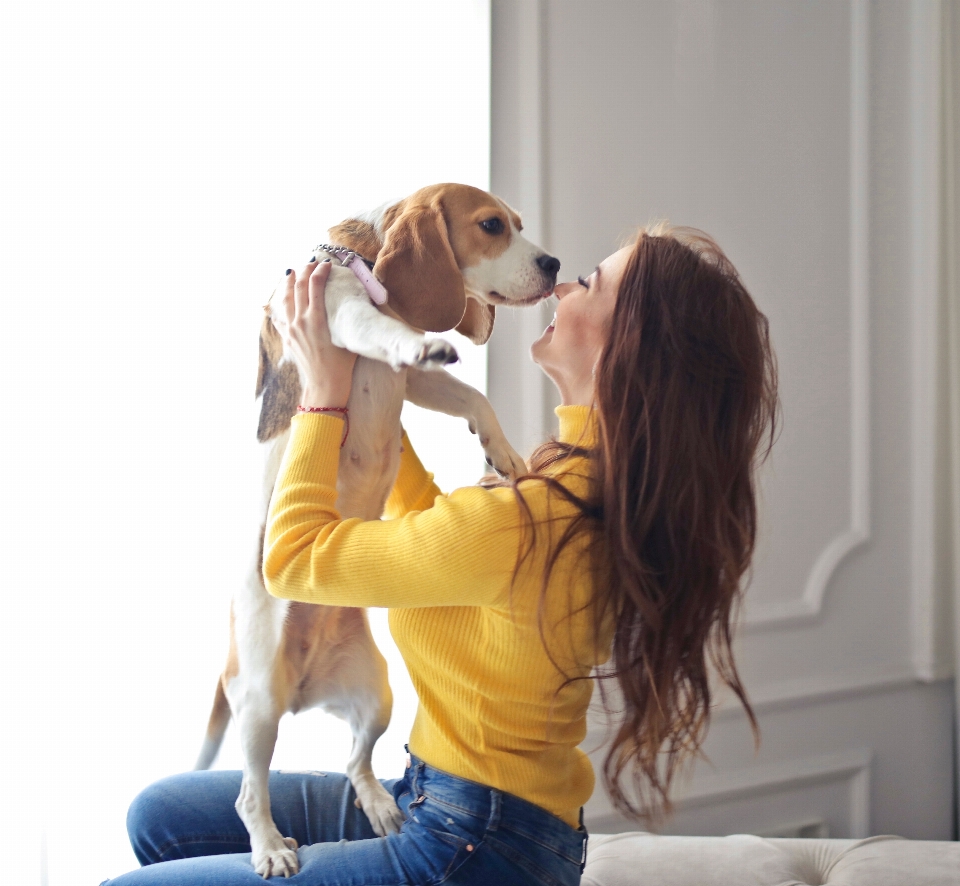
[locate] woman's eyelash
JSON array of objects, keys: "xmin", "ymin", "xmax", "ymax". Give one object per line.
[{"xmin": 577, "ymin": 275, "xmax": 589, "ymax": 288}]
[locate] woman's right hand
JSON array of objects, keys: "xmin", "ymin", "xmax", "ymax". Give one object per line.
[{"xmin": 276, "ymin": 259, "xmax": 358, "ymax": 409}]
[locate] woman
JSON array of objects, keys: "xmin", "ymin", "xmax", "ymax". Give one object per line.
[{"xmin": 108, "ymin": 224, "xmax": 778, "ymax": 885}]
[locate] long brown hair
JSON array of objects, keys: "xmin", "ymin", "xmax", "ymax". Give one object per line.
[{"xmin": 513, "ymin": 224, "xmax": 779, "ymax": 822}]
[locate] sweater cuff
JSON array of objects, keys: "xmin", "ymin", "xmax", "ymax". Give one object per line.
[{"xmin": 282, "ymin": 412, "xmax": 345, "ymax": 488}]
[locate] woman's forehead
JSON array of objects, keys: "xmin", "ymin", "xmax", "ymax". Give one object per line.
[{"xmin": 598, "ymin": 245, "xmax": 634, "ymax": 281}]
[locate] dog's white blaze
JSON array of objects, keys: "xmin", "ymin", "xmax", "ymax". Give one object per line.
[{"xmin": 462, "ymin": 223, "xmax": 552, "ymax": 304}]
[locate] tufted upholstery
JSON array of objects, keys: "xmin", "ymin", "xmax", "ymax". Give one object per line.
[{"xmin": 581, "ymin": 832, "xmax": 960, "ymax": 886}]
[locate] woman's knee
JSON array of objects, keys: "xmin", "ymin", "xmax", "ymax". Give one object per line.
[
  {"xmin": 126, "ymin": 771, "xmax": 246, "ymax": 865},
  {"xmin": 126, "ymin": 777, "xmax": 178, "ymax": 865}
]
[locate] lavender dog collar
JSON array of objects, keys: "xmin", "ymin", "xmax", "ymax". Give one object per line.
[{"xmin": 313, "ymin": 243, "xmax": 388, "ymax": 306}]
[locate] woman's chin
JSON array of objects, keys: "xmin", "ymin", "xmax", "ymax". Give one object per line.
[
  {"xmin": 530, "ymin": 326, "xmax": 553, "ymax": 362},
  {"xmin": 533, "ymin": 321, "xmax": 555, "ymax": 345}
]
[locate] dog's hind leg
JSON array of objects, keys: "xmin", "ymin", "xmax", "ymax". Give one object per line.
[
  {"xmin": 317, "ymin": 611, "xmax": 404, "ymax": 837},
  {"xmin": 231, "ymin": 692, "xmax": 300, "ymax": 878},
  {"xmin": 345, "ymin": 662, "xmax": 403, "ymax": 837}
]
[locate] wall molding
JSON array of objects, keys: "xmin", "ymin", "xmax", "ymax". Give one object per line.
[
  {"xmin": 488, "ymin": 0, "xmax": 557, "ymax": 456},
  {"xmin": 587, "ymin": 748, "xmax": 874, "ymax": 839},
  {"xmin": 583, "ymin": 668, "xmax": 954, "ymax": 769},
  {"xmin": 909, "ymin": 0, "xmax": 948, "ymax": 681},
  {"xmin": 585, "ymin": 666, "xmax": 945, "ymax": 747},
  {"xmin": 943, "ymin": 0, "xmax": 960, "ymax": 825},
  {"xmin": 672, "ymin": 747, "xmax": 873, "ymax": 839},
  {"xmin": 746, "ymin": 0, "xmax": 871, "ymax": 632},
  {"xmin": 711, "ymin": 664, "xmax": 944, "ymax": 720}
]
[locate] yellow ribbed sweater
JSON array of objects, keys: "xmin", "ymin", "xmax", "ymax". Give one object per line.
[{"xmin": 263, "ymin": 405, "xmax": 612, "ymax": 827}]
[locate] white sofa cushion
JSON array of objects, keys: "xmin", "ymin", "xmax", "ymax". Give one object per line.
[{"xmin": 581, "ymin": 832, "xmax": 960, "ymax": 886}]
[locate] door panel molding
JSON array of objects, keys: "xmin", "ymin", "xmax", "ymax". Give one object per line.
[{"xmin": 746, "ymin": 0, "xmax": 871, "ymax": 632}]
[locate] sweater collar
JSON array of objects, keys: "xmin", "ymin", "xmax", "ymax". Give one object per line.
[{"xmin": 556, "ymin": 405, "xmax": 598, "ymax": 449}]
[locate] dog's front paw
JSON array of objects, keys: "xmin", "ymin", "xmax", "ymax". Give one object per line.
[
  {"xmin": 355, "ymin": 785, "xmax": 405, "ymax": 836},
  {"xmin": 482, "ymin": 437, "xmax": 527, "ymax": 480},
  {"xmin": 251, "ymin": 835, "xmax": 299, "ymax": 879},
  {"xmin": 416, "ymin": 339, "xmax": 459, "ymax": 368}
]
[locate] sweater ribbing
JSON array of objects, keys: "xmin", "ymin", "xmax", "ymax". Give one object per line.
[{"xmin": 264, "ymin": 405, "xmax": 609, "ymax": 826}]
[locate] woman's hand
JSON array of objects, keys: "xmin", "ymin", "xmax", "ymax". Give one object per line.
[{"xmin": 277, "ymin": 260, "xmax": 358, "ymax": 409}]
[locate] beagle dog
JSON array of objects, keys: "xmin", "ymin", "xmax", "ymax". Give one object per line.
[{"xmin": 195, "ymin": 184, "xmax": 560, "ymax": 878}]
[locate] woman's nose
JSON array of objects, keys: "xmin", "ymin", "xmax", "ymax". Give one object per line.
[{"xmin": 553, "ymin": 281, "xmax": 578, "ymax": 299}]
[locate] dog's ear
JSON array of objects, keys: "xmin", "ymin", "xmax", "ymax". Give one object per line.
[
  {"xmin": 255, "ymin": 311, "xmax": 276, "ymax": 400},
  {"xmin": 256, "ymin": 312, "xmax": 301, "ymax": 442},
  {"xmin": 375, "ymin": 200, "xmax": 466, "ymax": 333},
  {"xmin": 455, "ymin": 299, "xmax": 496, "ymax": 345}
]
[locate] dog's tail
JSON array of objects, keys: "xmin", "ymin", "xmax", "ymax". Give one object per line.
[{"xmin": 194, "ymin": 677, "xmax": 231, "ymax": 770}]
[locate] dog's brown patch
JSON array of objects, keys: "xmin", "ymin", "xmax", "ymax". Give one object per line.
[
  {"xmin": 225, "ymin": 600, "xmax": 240, "ymax": 681},
  {"xmin": 256, "ymin": 311, "xmax": 282, "ymax": 398},
  {"xmin": 256, "ymin": 314, "xmax": 301, "ymax": 442},
  {"xmin": 327, "ymin": 186, "xmax": 516, "ymax": 338},
  {"xmin": 327, "ymin": 219, "xmax": 383, "ymax": 264},
  {"xmin": 375, "ymin": 199, "xmax": 467, "ymax": 333}
]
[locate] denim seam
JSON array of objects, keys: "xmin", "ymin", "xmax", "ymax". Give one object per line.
[
  {"xmin": 496, "ymin": 823, "xmax": 583, "ymax": 866},
  {"xmin": 436, "ymin": 837, "xmax": 485, "ymax": 884},
  {"xmin": 154, "ymin": 834, "xmax": 250, "ymax": 862},
  {"xmin": 418, "ymin": 789, "xmax": 488, "ymax": 822}
]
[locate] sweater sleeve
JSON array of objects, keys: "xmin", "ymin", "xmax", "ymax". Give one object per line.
[
  {"xmin": 383, "ymin": 428, "xmax": 443, "ymax": 518},
  {"xmin": 263, "ymin": 413, "xmax": 520, "ymax": 609}
]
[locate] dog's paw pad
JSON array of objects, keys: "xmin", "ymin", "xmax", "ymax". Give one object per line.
[{"xmin": 417, "ymin": 340, "xmax": 459, "ymax": 367}]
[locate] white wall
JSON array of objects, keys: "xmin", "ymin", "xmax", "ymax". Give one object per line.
[
  {"xmin": 3, "ymin": 3, "xmax": 492, "ymax": 883},
  {"xmin": 490, "ymin": 0, "xmax": 957, "ymax": 840}
]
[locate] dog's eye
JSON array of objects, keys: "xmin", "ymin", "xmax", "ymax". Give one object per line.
[{"xmin": 479, "ymin": 217, "xmax": 505, "ymax": 235}]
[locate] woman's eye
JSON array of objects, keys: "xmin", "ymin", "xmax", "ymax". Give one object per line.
[
  {"xmin": 577, "ymin": 275, "xmax": 589, "ymax": 289},
  {"xmin": 480, "ymin": 217, "xmax": 505, "ymax": 235}
]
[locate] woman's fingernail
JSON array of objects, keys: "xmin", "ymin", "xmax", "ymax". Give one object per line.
[
  {"xmin": 285, "ymin": 268, "xmax": 292, "ymax": 276},
  {"xmin": 309, "ymin": 256, "xmax": 317, "ymax": 263},
  {"xmin": 322, "ymin": 258, "xmax": 331, "ymax": 263}
]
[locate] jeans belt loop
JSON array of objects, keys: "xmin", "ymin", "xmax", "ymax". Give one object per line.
[{"xmin": 487, "ymin": 790, "xmax": 502, "ymax": 832}]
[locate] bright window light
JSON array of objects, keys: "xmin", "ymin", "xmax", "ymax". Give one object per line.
[{"xmin": 4, "ymin": 3, "xmax": 491, "ymax": 882}]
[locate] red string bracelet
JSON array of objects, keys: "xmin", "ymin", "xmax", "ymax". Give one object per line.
[{"xmin": 296, "ymin": 405, "xmax": 349, "ymax": 447}]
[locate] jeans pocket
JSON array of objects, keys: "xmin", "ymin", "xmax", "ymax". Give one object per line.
[
  {"xmin": 413, "ymin": 795, "xmax": 484, "ymax": 843},
  {"xmin": 406, "ymin": 795, "xmax": 485, "ymax": 882},
  {"xmin": 483, "ymin": 832, "xmax": 580, "ymax": 886}
]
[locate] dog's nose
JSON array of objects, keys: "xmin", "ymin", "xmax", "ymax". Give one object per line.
[{"xmin": 537, "ymin": 254, "xmax": 561, "ymax": 277}]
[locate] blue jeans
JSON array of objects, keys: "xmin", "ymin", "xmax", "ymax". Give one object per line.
[{"xmin": 103, "ymin": 754, "xmax": 587, "ymax": 885}]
